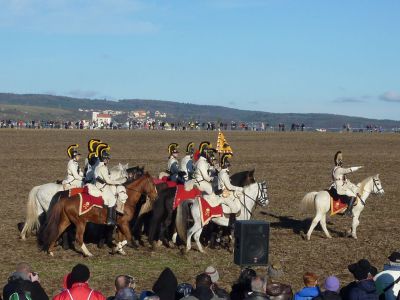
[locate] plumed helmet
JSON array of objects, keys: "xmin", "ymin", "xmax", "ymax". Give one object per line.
[
  {"xmin": 221, "ymin": 153, "xmax": 233, "ymax": 168},
  {"xmin": 96, "ymin": 143, "xmax": 111, "ymax": 161},
  {"xmin": 168, "ymin": 143, "xmax": 179, "ymax": 156},
  {"xmin": 334, "ymin": 151, "xmax": 343, "ymax": 166},
  {"xmin": 88, "ymin": 139, "xmax": 101, "ymax": 152},
  {"xmin": 199, "ymin": 141, "xmax": 211, "ymax": 157},
  {"xmin": 186, "ymin": 142, "xmax": 195, "ymax": 155},
  {"xmin": 67, "ymin": 144, "xmax": 81, "ymax": 159}
]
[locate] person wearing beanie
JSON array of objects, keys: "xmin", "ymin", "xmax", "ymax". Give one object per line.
[
  {"xmin": 204, "ymin": 266, "xmax": 229, "ymax": 299},
  {"xmin": 53, "ymin": 264, "xmax": 106, "ymax": 300},
  {"xmin": 340, "ymin": 259, "xmax": 379, "ymax": 300},
  {"xmin": 313, "ymin": 276, "xmax": 341, "ymax": 300}
]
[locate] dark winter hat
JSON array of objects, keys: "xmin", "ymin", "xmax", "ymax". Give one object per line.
[
  {"xmin": 70, "ymin": 264, "xmax": 90, "ymax": 283},
  {"xmin": 388, "ymin": 252, "xmax": 400, "ymax": 263},
  {"xmin": 348, "ymin": 259, "xmax": 375, "ymax": 280}
]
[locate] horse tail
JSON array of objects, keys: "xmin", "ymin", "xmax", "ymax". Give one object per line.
[
  {"xmin": 21, "ymin": 185, "xmax": 41, "ymax": 239},
  {"xmin": 176, "ymin": 200, "xmax": 191, "ymax": 242},
  {"xmin": 39, "ymin": 192, "xmax": 64, "ymax": 251},
  {"xmin": 300, "ymin": 192, "xmax": 318, "ymax": 213}
]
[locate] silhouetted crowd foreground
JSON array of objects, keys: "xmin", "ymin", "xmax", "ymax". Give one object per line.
[{"xmin": 3, "ymin": 251, "xmax": 400, "ymax": 300}]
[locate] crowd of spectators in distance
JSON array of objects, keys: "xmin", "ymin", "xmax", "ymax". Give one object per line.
[{"xmin": 3, "ymin": 252, "xmax": 400, "ymax": 300}]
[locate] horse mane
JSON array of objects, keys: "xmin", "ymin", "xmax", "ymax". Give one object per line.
[
  {"xmin": 231, "ymin": 169, "xmax": 255, "ymax": 187},
  {"xmin": 357, "ymin": 176, "xmax": 373, "ymax": 193},
  {"xmin": 124, "ymin": 172, "xmax": 151, "ymax": 187}
]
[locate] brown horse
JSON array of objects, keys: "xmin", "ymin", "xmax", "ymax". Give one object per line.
[{"xmin": 40, "ymin": 173, "xmax": 158, "ymax": 257}]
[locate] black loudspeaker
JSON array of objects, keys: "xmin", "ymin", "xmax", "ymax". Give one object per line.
[{"xmin": 234, "ymin": 220, "xmax": 269, "ymax": 266}]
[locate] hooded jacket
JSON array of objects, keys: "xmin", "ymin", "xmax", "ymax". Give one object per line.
[
  {"xmin": 294, "ymin": 286, "xmax": 320, "ymax": 300},
  {"xmin": 152, "ymin": 268, "xmax": 178, "ymax": 300},
  {"xmin": 3, "ymin": 272, "xmax": 49, "ymax": 300}
]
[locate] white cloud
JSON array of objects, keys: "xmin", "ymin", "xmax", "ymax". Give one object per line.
[
  {"xmin": 380, "ymin": 91, "xmax": 400, "ymax": 103},
  {"xmin": 0, "ymin": 0, "xmax": 158, "ymax": 35},
  {"xmin": 333, "ymin": 97, "xmax": 366, "ymax": 103}
]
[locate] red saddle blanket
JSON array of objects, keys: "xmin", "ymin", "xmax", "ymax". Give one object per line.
[
  {"xmin": 330, "ymin": 197, "xmax": 348, "ymax": 216},
  {"xmin": 78, "ymin": 186, "xmax": 104, "ymax": 216},
  {"xmin": 152, "ymin": 177, "xmax": 178, "ymax": 188},
  {"xmin": 69, "ymin": 187, "xmax": 85, "ymax": 197},
  {"xmin": 173, "ymin": 185, "xmax": 202, "ymax": 209},
  {"xmin": 198, "ymin": 197, "xmax": 223, "ymax": 225}
]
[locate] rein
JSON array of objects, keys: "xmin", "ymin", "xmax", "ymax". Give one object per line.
[
  {"xmin": 357, "ymin": 178, "xmax": 381, "ymax": 206},
  {"xmin": 238, "ymin": 183, "xmax": 266, "ymax": 218}
]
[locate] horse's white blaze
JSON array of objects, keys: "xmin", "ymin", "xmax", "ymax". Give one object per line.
[{"xmin": 301, "ymin": 175, "xmax": 384, "ymax": 240}]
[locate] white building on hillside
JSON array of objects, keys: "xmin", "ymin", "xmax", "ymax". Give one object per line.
[{"xmin": 92, "ymin": 112, "xmax": 112, "ymax": 124}]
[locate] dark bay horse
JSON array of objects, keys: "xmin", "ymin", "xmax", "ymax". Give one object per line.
[
  {"xmin": 148, "ymin": 169, "xmax": 256, "ymax": 248},
  {"xmin": 40, "ymin": 173, "xmax": 158, "ymax": 256}
]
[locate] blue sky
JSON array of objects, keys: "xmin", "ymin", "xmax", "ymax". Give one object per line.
[{"xmin": 0, "ymin": 0, "xmax": 399, "ymax": 120}]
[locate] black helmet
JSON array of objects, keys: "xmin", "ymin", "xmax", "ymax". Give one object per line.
[
  {"xmin": 221, "ymin": 153, "xmax": 233, "ymax": 168},
  {"xmin": 186, "ymin": 142, "xmax": 195, "ymax": 155},
  {"xmin": 67, "ymin": 144, "xmax": 81, "ymax": 159}
]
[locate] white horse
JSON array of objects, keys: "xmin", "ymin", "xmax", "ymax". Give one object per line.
[
  {"xmin": 300, "ymin": 174, "xmax": 384, "ymax": 240},
  {"xmin": 176, "ymin": 181, "xmax": 268, "ymax": 253},
  {"xmin": 20, "ymin": 163, "xmax": 129, "ymax": 240}
]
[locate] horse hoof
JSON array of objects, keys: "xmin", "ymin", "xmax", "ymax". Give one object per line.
[
  {"xmin": 139, "ymin": 239, "xmax": 145, "ymax": 247},
  {"xmin": 85, "ymin": 253, "xmax": 94, "ymax": 257},
  {"xmin": 98, "ymin": 239, "xmax": 106, "ymax": 249},
  {"xmin": 49, "ymin": 251, "xmax": 54, "ymax": 257},
  {"xmin": 17, "ymin": 222, "xmax": 25, "ymax": 233},
  {"xmin": 185, "ymin": 248, "xmax": 191, "ymax": 253}
]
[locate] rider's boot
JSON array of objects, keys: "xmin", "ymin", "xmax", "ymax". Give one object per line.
[
  {"xmin": 344, "ymin": 197, "xmax": 355, "ymax": 216},
  {"xmin": 106, "ymin": 206, "xmax": 117, "ymax": 226},
  {"xmin": 228, "ymin": 213, "xmax": 236, "ymax": 234}
]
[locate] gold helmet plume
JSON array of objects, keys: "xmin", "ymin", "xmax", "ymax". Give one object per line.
[
  {"xmin": 186, "ymin": 142, "xmax": 195, "ymax": 154},
  {"xmin": 221, "ymin": 153, "xmax": 233, "ymax": 168},
  {"xmin": 168, "ymin": 143, "xmax": 179, "ymax": 156},
  {"xmin": 88, "ymin": 139, "xmax": 101, "ymax": 153},
  {"xmin": 67, "ymin": 144, "xmax": 80, "ymax": 159},
  {"xmin": 199, "ymin": 141, "xmax": 211, "ymax": 154},
  {"xmin": 96, "ymin": 143, "xmax": 111, "ymax": 160}
]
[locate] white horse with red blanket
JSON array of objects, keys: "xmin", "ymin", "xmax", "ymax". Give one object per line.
[{"xmin": 300, "ymin": 174, "xmax": 384, "ymax": 240}]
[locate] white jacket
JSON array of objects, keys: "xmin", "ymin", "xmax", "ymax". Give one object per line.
[
  {"xmin": 62, "ymin": 159, "xmax": 83, "ymax": 187},
  {"xmin": 194, "ymin": 156, "xmax": 213, "ymax": 183}
]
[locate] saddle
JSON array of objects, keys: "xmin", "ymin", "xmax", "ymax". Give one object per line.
[{"xmin": 326, "ymin": 187, "xmax": 354, "ymax": 216}]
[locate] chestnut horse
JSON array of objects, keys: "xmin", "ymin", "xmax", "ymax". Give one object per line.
[{"xmin": 40, "ymin": 173, "xmax": 158, "ymax": 257}]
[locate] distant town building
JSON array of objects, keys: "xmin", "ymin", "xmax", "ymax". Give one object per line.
[
  {"xmin": 129, "ymin": 110, "xmax": 147, "ymax": 119},
  {"xmin": 155, "ymin": 110, "xmax": 167, "ymax": 118},
  {"xmin": 92, "ymin": 112, "xmax": 112, "ymax": 124}
]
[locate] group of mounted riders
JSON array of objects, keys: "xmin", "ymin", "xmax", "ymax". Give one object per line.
[{"xmin": 62, "ymin": 136, "xmax": 362, "ymax": 233}]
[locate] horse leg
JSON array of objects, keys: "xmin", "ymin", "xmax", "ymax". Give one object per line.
[
  {"xmin": 75, "ymin": 221, "xmax": 93, "ymax": 257},
  {"xmin": 306, "ymin": 213, "xmax": 323, "ymax": 241},
  {"xmin": 320, "ymin": 214, "xmax": 332, "ymax": 239},
  {"xmin": 48, "ymin": 216, "xmax": 71, "ymax": 256},
  {"xmin": 114, "ymin": 220, "xmax": 132, "ymax": 255},
  {"xmin": 193, "ymin": 227, "xmax": 205, "ymax": 253},
  {"xmin": 351, "ymin": 214, "xmax": 360, "ymax": 239}
]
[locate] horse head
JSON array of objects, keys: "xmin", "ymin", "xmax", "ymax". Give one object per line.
[
  {"xmin": 242, "ymin": 180, "xmax": 269, "ymax": 210},
  {"xmin": 372, "ymin": 174, "xmax": 384, "ymax": 195},
  {"xmin": 127, "ymin": 165, "xmax": 145, "ymax": 180},
  {"xmin": 126, "ymin": 173, "xmax": 158, "ymax": 201}
]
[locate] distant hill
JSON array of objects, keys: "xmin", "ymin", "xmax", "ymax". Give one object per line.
[{"xmin": 1, "ymin": 93, "xmax": 399, "ymax": 129}]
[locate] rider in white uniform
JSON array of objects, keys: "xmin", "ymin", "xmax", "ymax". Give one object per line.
[
  {"xmin": 62, "ymin": 144, "xmax": 84, "ymax": 189},
  {"xmin": 94, "ymin": 145, "xmax": 126, "ymax": 226},
  {"xmin": 332, "ymin": 151, "xmax": 363, "ymax": 216},
  {"xmin": 193, "ymin": 143, "xmax": 215, "ymax": 195},
  {"xmin": 179, "ymin": 142, "xmax": 195, "ymax": 181},
  {"xmin": 218, "ymin": 153, "xmax": 243, "ymax": 229}
]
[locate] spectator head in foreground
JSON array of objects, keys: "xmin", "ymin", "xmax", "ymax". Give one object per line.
[
  {"xmin": 348, "ymin": 259, "xmax": 375, "ymax": 280},
  {"xmin": 303, "ymin": 272, "xmax": 318, "ymax": 287},
  {"xmin": 70, "ymin": 264, "xmax": 90, "ymax": 284},
  {"xmin": 324, "ymin": 276, "xmax": 340, "ymax": 292},
  {"xmin": 204, "ymin": 266, "xmax": 219, "ymax": 284},
  {"xmin": 251, "ymin": 276, "xmax": 266, "ymax": 293}
]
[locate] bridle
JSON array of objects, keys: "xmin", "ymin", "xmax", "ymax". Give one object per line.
[
  {"xmin": 238, "ymin": 182, "xmax": 268, "ymax": 217},
  {"xmin": 357, "ymin": 177, "xmax": 383, "ymax": 206}
]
